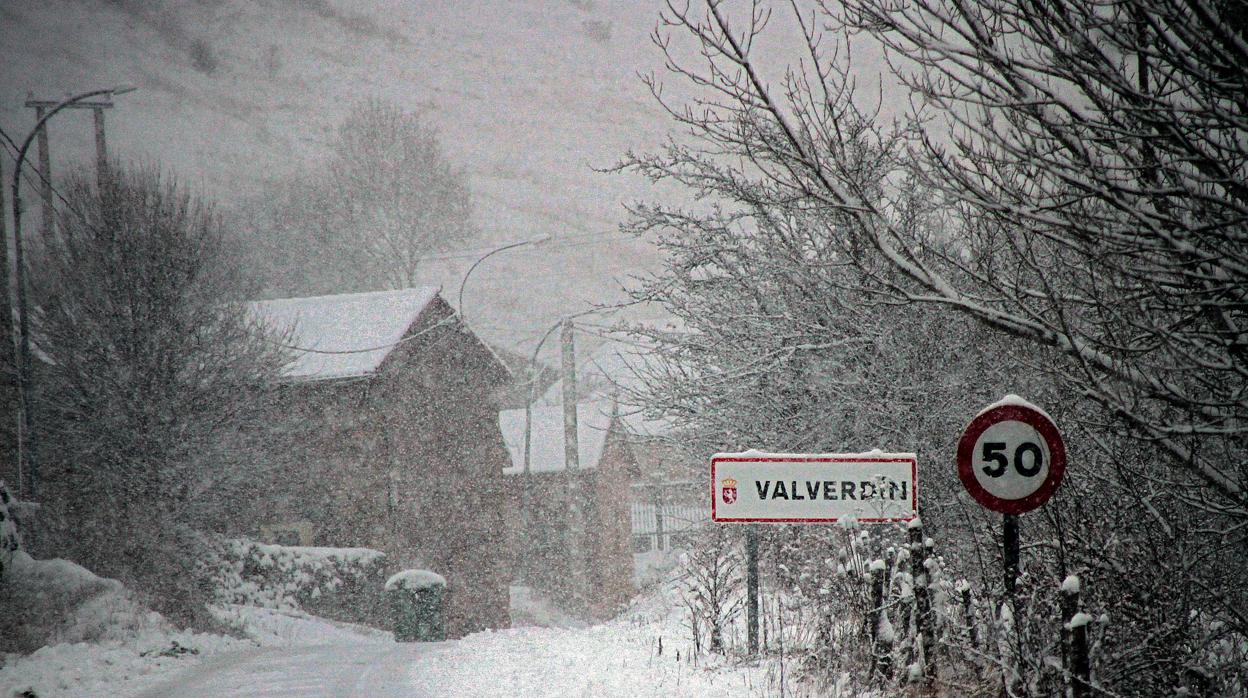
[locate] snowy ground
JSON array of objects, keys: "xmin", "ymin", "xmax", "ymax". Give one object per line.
[
  {"xmin": 408, "ymin": 618, "xmax": 773, "ymax": 698},
  {"xmin": 1, "ymin": 549, "xmax": 849, "ymax": 697},
  {"xmin": 0, "ymin": 605, "xmax": 390, "ymax": 697},
  {"xmin": 2, "ymin": 578, "xmax": 833, "ymax": 698},
  {"xmin": 132, "ymin": 642, "xmax": 423, "ymax": 697}
]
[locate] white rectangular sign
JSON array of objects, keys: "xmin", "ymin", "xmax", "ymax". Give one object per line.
[{"xmin": 711, "ymin": 451, "xmax": 917, "ymax": 523}]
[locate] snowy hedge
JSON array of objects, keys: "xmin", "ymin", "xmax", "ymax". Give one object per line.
[
  {"xmin": 0, "ymin": 551, "xmax": 167, "ymax": 654},
  {"xmin": 206, "ymin": 538, "xmax": 390, "ymax": 628}
]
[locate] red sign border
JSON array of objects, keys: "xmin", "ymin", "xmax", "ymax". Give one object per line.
[
  {"xmin": 711, "ymin": 454, "xmax": 918, "ymax": 524},
  {"xmin": 956, "ymin": 404, "xmax": 1066, "ymax": 514}
]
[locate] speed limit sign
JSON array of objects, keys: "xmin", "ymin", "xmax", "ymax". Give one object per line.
[{"xmin": 957, "ymin": 397, "xmax": 1066, "ymax": 514}]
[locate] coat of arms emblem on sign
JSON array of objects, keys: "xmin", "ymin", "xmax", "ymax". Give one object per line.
[{"xmin": 721, "ymin": 477, "xmax": 738, "ymax": 504}]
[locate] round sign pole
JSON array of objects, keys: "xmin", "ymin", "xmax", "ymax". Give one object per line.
[
  {"xmin": 1003, "ymin": 512, "xmax": 1020, "ymax": 597},
  {"xmin": 957, "ymin": 396, "xmax": 1066, "ymax": 607}
]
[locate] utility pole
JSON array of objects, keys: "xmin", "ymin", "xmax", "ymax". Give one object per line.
[
  {"xmin": 28, "ymin": 101, "xmax": 53, "ymax": 238},
  {"xmin": 561, "ymin": 318, "xmax": 579, "ymax": 472},
  {"xmin": 11, "ymin": 86, "xmax": 135, "ymax": 508},
  {"xmin": 93, "ymin": 107, "xmax": 110, "ymax": 185},
  {"xmin": 0, "ymin": 156, "xmax": 18, "ymax": 494},
  {"xmin": 25, "ymin": 95, "xmax": 118, "ymax": 226},
  {"xmin": 560, "ymin": 318, "xmax": 585, "ymax": 605}
]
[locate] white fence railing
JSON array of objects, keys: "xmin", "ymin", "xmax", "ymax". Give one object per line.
[{"xmin": 629, "ymin": 501, "xmax": 708, "ymax": 553}]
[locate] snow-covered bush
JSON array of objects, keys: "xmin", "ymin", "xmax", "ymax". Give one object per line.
[
  {"xmin": 0, "ymin": 551, "xmax": 167, "ymax": 654},
  {"xmin": 676, "ymin": 522, "xmax": 743, "ymax": 655},
  {"xmin": 30, "ymin": 166, "xmax": 291, "ymax": 631},
  {"xmin": 206, "ymin": 538, "xmax": 390, "ymax": 628}
]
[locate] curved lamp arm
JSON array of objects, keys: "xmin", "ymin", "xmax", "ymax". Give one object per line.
[{"xmin": 455, "ymin": 233, "xmax": 550, "ymax": 330}]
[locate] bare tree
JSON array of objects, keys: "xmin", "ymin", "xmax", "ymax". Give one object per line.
[
  {"xmin": 681, "ymin": 522, "xmax": 745, "ymax": 654},
  {"xmin": 30, "ymin": 165, "xmax": 290, "ymax": 628},
  {"xmin": 621, "ymin": 0, "xmax": 1247, "ymax": 692},
  {"xmin": 242, "ymin": 99, "xmax": 478, "ymax": 295},
  {"xmin": 632, "ymin": 0, "xmax": 1246, "ymax": 512}
]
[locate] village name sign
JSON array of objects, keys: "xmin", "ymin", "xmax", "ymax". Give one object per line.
[{"xmin": 711, "ymin": 451, "xmax": 918, "ymax": 523}]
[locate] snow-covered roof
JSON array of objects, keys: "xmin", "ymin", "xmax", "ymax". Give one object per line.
[
  {"xmin": 498, "ymin": 401, "xmax": 616, "ymax": 475},
  {"xmin": 248, "ymin": 287, "xmax": 440, "ymax": 381}
]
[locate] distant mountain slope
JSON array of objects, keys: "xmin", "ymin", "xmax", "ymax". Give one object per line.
[{"xmin": 0, "ymin": 0, "xmax": 671, "ymax": 351}]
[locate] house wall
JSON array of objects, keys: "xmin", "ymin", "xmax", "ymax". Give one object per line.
[
  {"xmin": 255, "ymin": 299, "xmax": 512, "ymax": 638},
  {"xmin": 583, "ymin": 428, "xmax": 638, "ymax": 618},
  {"xmin": 502, "ymin": 417, "xmax": 637, "ymax": 620}
]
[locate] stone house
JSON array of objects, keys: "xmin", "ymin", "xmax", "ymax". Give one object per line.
[
  {"xmin": 496, "ymin": 400, "xmax": 636, "ymax": 620},
  {"xmin": 247, "ymin": 287, "xmax": 512, "ymax": 637}
]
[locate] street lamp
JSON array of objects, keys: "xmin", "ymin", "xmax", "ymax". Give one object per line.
[
  {"xmin": 455, "ymin": 233, "xmax": 550, "ymax": 331},
  {"xmin": 8, "ymin": 85, "xmax": 136, "ymax": 501},
  {"xmin": 522, "ymin": 318, "xmax": 566, "ymax": 476}
]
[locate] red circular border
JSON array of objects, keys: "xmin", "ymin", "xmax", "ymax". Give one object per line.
[{"xmin": 956, "ymin": 404, "xmax": 1066, "ymax": 514}]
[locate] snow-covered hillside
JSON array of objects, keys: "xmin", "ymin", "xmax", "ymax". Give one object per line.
[{"xmin": 0, "ymin": 0, "xmax": 672, "ymax": 351}]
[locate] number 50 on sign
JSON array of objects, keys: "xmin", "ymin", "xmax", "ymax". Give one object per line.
[{"xmin": 956, "ymin": 396, "xmax": 1066, "ymax": 515}]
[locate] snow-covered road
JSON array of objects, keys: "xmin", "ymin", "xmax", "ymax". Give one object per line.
[
  {"xmin": 134, "ymin": 643, "xmax": 429, "ymax": 697},
  {"xmin": 3, "ymin": 587, "xmax": 800, "ymax": 697}
]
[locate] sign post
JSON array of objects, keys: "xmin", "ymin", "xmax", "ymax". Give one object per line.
[
  {"xmin": 712, "ymin": 451, "xmax": 918, "ymax": 656},
  {"xmin": 956, "ymin": 396, "xmax": 1066, "ymax": 690},
  {"xmin": 745, "ymin": 525, "xmax": 759, "ymax": 653},
  {"xmin": 956, "ymin": 396, "xmax": 1066, "ymax": 588}
]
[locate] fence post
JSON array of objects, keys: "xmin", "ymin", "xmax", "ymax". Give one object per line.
[
  {"xmin": 868, "ymin": 559, "xmax": 892, "ymax": 679},
  {"xmin": 1061, "ymin": 575, "xmax": 1090, "ymax": 698},
  {"xmin": 956, "ymin": 579, "xmax": 978, "ymax": 649},
  {"xmin": 909, "ymin": 519, "xmax": 935, "ymax": 683}
]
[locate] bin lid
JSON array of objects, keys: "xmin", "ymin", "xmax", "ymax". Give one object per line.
[{"xmin": 386, "ymin": 569, "xmax": 447, "ymax": 591}]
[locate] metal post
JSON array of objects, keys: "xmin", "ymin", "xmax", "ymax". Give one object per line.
[
  {"xmin": 560, "ymin": 318, "xmax": 584, "ymax": 604},
  {"xmin": 10, "ymin": 161, "xmax": 37, "ymax": 504},
  {"xmin": 522, "ymin": 317, "xmax": 563, "ymax": 587},
  {"xmin": 0, "ymin": 157, "xmax": 18, "ymax": 494},
  {"xmin": 746, "ymin": 524, "xmax": 759, "ymax": 654},
  {"xmin": 1002, "ymin": 512, "xmax": 1021, "ymax": 697},
  {"xmin": 1003, "ymin": 513, "xmax": 1019, "ymax": 598}
]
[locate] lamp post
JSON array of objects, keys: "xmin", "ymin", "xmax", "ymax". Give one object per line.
[
  {"xmin": 9, "ymin": 85, "xmax": 136, "ymax": 501},
  {"xmin": 455, "ymin": 233, "xmax": 550, "ymax": 331},
  {"xmin": 523, "ymin": 318, "xmax": 566, "ymax": 476}
]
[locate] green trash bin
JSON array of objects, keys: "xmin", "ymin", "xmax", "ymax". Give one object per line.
[{"xmin": 386, "ymin": 569, "xmax": 447, "ymax": 642}]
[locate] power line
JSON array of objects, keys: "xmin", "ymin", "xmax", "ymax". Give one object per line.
[
  {"xmin": 423, "ymin": 231, "xmax": 641, "ymax": 262},
  {"xmin": 0, "ymin": 126, "xmax": 94, "ymax": 225},
  {"xmin": 257, "ymin": 312, "xmax": 461, "ymax": 356}
]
